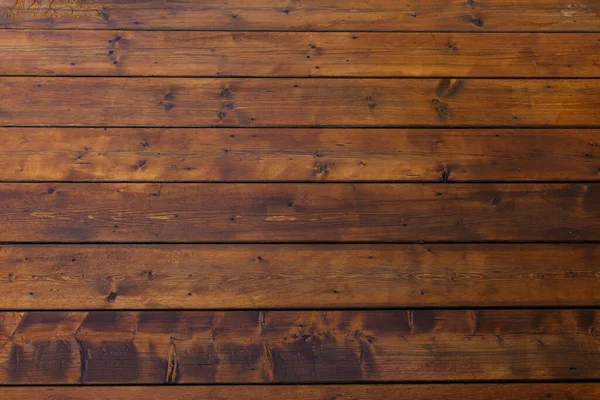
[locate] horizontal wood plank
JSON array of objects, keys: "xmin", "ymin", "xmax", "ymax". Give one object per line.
[
  {"xmin": 1, "ymin": 183, "xmax": 600, "ymax": 242},
  {"xmin": 2, "ymin": 127, "xmax": 600, "ymax": 182},
  {"xmin": 0, "ymin": 0, "xmax": 598, "ymax": 31},
  {"xmin": 1, "ymin": 78, "xmax": 599, "ymax": 127},
  {"xmin": 2, "ymin": 31, "xmax": 599, "ymax": 77},
  {"xmin": 1, "ymin": 309, "xmax": 599, "ymax": 383},
  {"xmin": 2, "ymin": 384, "xmax": 600, "ymax": 399},
  {"xmin": 1, "ymin": 244, "xmax": 600, "ymax": 309}
]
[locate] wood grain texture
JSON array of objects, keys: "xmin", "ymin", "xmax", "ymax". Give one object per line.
[
  {"xmin": 2, "ymin": 128, "xmax": 600, "ymax": 182},
  {"xmin": 1, "ymin": 309, "xmax": 599, "ymax": 383},
  {"xmin": 2, "ymin": 31, "xmax": 599, "ymax": 77},
  {"xmin": 2, "ymin": 384, "xmax": 600, "ymax": 400},
  {"xmin": 1, "ymin": 78, "xmax": 599, "ymax": 127},
  {"xmin": 3, "ymin": 183, "xmax": 600, "ymax": 242},
  {"xmin": 1, "ymin": 244, "xmax": 600, "ymax": 309},
  {"xmin": 0, "ymin": 0, "xmax": 598, "ymax": 31}
]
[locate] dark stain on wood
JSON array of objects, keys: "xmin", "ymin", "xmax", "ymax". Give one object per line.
[
  {"xmin": 81, "ymin": 340, "xmax": 141, "ymax": 383},
  {"xmin": 1, "ymin": 310, "xmax": 600, "ymax": 383}
]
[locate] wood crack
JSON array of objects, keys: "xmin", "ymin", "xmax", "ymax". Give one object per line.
[{"xmin": 166, "ymin": 339, "xmax": 179, "ymax": 384}]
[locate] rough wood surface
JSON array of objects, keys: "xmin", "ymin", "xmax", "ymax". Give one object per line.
[
  {"xmin": 2, "ymin": 384, "xmax": 600, "ymax": 400},
  {"xmin": 2, "ymin": 31, "xmax": 599, "ymax": 77},
  {"xmin": 2, "ymin": 183, "xmax": 600, "ymax": 242},
  {"xmin": 1, "ymin": 128, "xmax": 599, "ymax": 182},
  {"xmin": 1, "ymin": 78, "xmax": 599, "ymax": 127},
  {"xmin": 0, "ymin": 0, "xmax": 598, "ymax": 31},
  {"xmin": 2, "ymin": 244, "xmax": 599, "ymax": 309},
  {"xmin": 1, "ymin": 309, "xmax": 599, "ymax": 383}
]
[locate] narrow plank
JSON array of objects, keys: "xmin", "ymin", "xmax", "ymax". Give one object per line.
[
  {"xmin": 2, "ymin": 384, "xmax": 600, "ymax": 399},
  {"xmin": 1, "ymin": 310, "xmax": 598, "ymax": 383},
  {"xmin": 2, "ymin": 128, "xmax": 600, "ymax": 182},
  {"xmin": 1, "ymin": 78, "xmax": 598, "ymax": 126},
  {"xmin": 1, "ymin": 183, "xmax": 600, "ymax": 242},
  {"xmin": 0, "ymin": 0, "xmax": 598, "ymax": 31},
  {"xmin": 2, "ymin": 31, "xmax": 599, "ymax": 77},
  {"xmin": 1, "ymin": 244, "xmax": 600, "ymax": 309}
]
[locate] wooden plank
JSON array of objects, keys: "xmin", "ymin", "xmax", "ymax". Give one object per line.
[
  {"xmin": 0, "ymin": 0, "xmax": 598, "ymax": 31},
  {"xmin": 2, "ymin": 127, "xmax": 600, "ymax": 182},
  {"xmin": 1, "ymin": 244, "xmax": 600, "ymax": 309},
  {"xmin": 2, "ymin": 183, "xmax": 600, "ymax": 242},
  {"xmin": 1, "ymin": 309, "xmax": 598, "ymax": 383},
  {"xmin": 1, "ymin": 78, "xmax": 599, "ymax": 127},
  {"xmin": 2, "ymin": 384, "xmax": 600, "ymax": 399},
  {"xmin": 2, "ymin": 31, "xmax": 599, "ymax": 78}
]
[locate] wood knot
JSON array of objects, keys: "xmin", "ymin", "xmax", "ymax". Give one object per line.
[
  {"xmin": 221, "ymin": 87, "xmax": 232, "ymax": 98},
  {"xmin": 469, "ymin": 16, "xmax": 484, "ymax": 27},
  {"xmin": 98, "ymin": 7, "xmax": 109, "ymax": 21},
  {"xmin": 316, "ymin": 162, "xmax": 328, "ymax": 175},
  {"xmin": 135, "ymin": 159, "xmax": 147, "ymax": 170},
  {"xmin": 436, "ymin": 78, "xmax": 463, "ymax": 97},
  {"xmin": 162, "ymin": 92, "xmax": 176, "ymax": 111},
  {"xmin": 447, "ymin": 41, "xmax": 458, "ymax": 51},
  {"xmin": 431, "ymin": 99, "xmax": 451, "ymax": 120},
  {"xmin": 441, "ymin": 167, "xmax": 451, "ymax": 182},
  {"xmin": 365, "ymin": 95, "xmax": 377, "ymax": 110}
]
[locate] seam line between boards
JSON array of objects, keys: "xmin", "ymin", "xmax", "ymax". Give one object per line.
[{"xmin": 2, "ymin": 27, "xmax": 600, "ymax": 33}]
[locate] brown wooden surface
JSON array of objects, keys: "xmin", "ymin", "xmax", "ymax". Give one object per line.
[
  {"xmin": 1, "ymin": 309, "xmax": 599, "ymax": 383},
  {"xmin": 0, "ymin": 0, "xmax": 599, "ymax": 31},
  {"xmin": 1, "ymin": 78, "xmax": 599, "ymax": 127},
  {"xmin": 2, "ymin": 183, "xmax": 600, "ymax": 242},
  {"xmin": 2, "ymin": 127, "xmax": 600, "ymax": 182},
  {"xmin": 2, "ymin": 31, "xmax": 599, "ymax": 78},
  {"xmin": 2, "ymin": 0, "xmax": 600, "ymax": 393},
  {"xmin": 2, "ymin": 244, "xmax": 600, "ymax": 309},
  {"xmin": 2, "ymin": 384, "xmax": 600, "ymax": 400}
]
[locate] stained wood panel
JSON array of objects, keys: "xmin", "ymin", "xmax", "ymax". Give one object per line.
[
  {"xmin": 2, "ymin": 384, "xmax": 600, "ymax": 400},
  {"xmin": 2, "ymin": 128, "xmax": 599, "ymax": 182},
  {"xmin": 1, "ymin": 244, "xmax": 599, "ymax": 309},
  {"xmin": 2, "ymin": 31, "xmax": 599, "ymax": 77},
  {"xmin": 2, "ymin": 183, "xmax": 600, "ymax": 242},
  {"xmin": 1, "ymin": 0, "xmax": 599, "ymax": 393},
  {"xmin": 1, "ymin": 78, "xmax": 599, "ymax": 127},
  {"xmin": 1, "ymin": 309, "xmax": 599, "ymax": 383},
  {"xmin": 0, "ymin": 0, "xmax": 598, "ymax": 31}
]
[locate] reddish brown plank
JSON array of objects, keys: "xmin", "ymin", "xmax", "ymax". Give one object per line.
[
  {"xmin": 1, "ymin": 384, "xmax": 599, "ymax": 399},
  {"xmin": 1, "ymin": 310, "xmax": 598, "ymax": 383},
  {"xmin": 1, "ymin": 78, "xmax": 599, "ymax": 127},
  {"xmin": 2, "ymin": 31, "xmax": 598, "ymax": 77},
  {"xmin": 1, "ymin": 128, "xmax": 599, "ymax": 182},
  {"xmin": 2, "ymin": 244, "xmax": 600, "ymax": 309},
  {"xmin": 0, "ymin": 0, "xmax": 598, "ymax": 31},
  {"xmin": 2, "ymin": 183, "xmax": 600, "ymax": 242}
]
